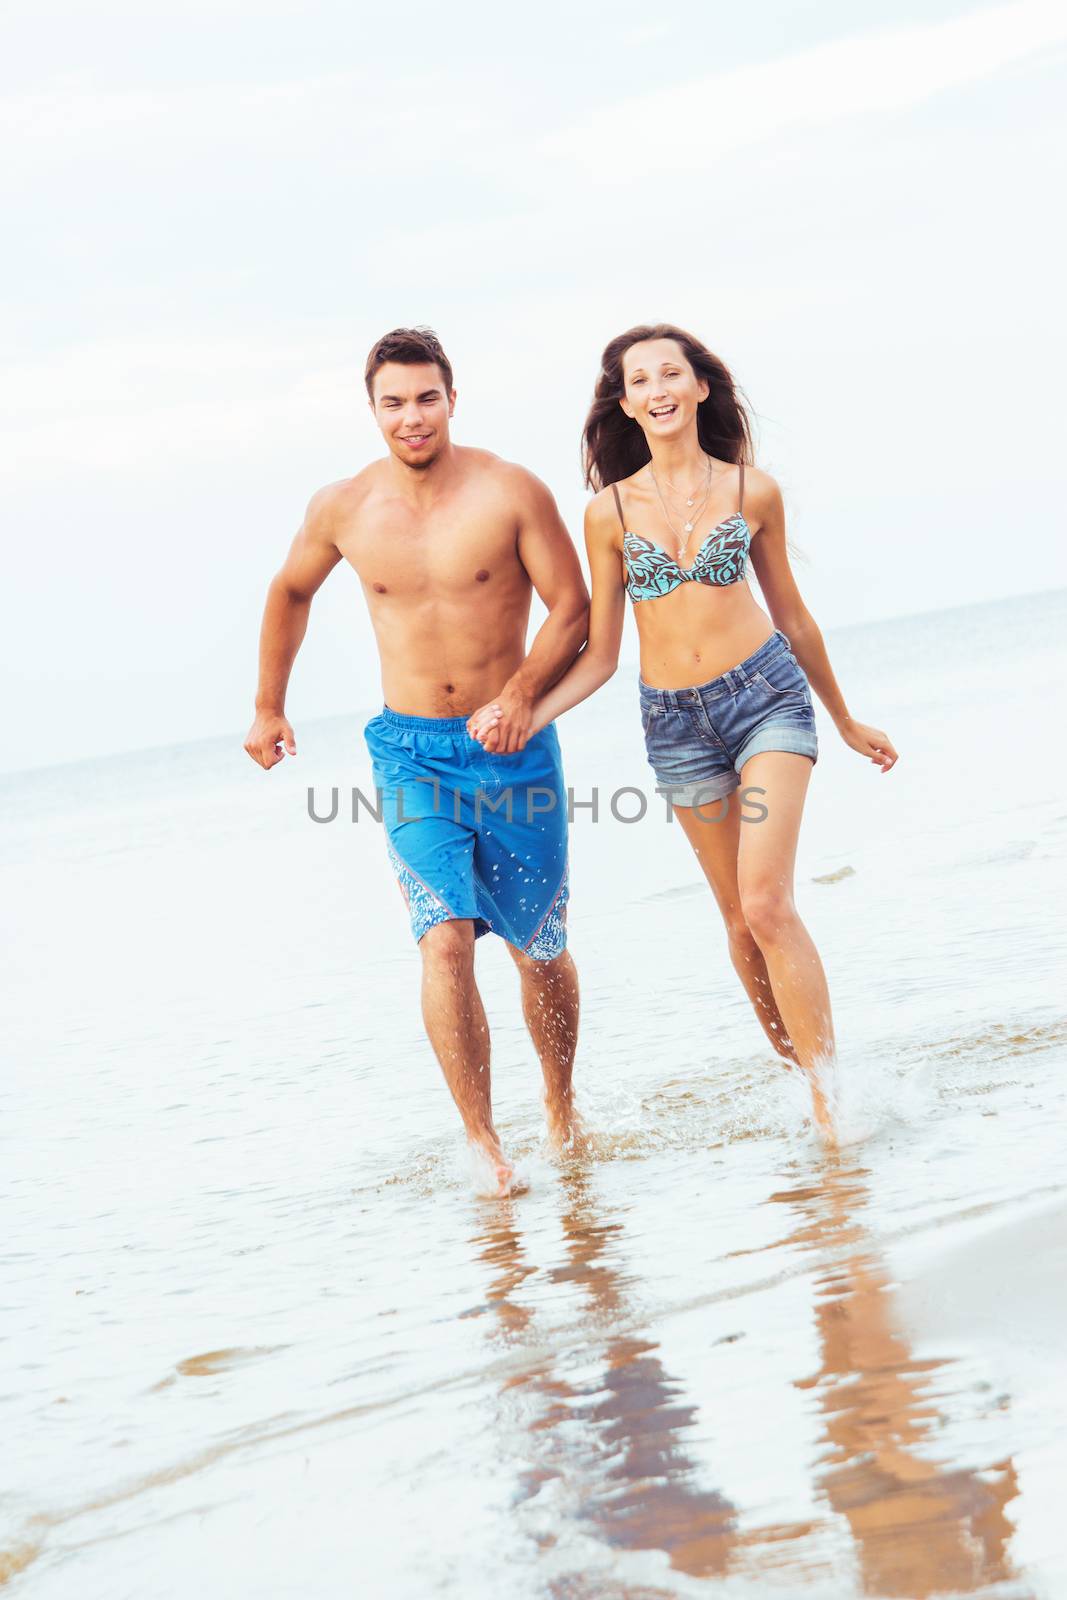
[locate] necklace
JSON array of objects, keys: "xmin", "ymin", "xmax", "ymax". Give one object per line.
[
  {"xmin": 658, "ymin": 456, "xmax": 712, "ymax": 509},
  {"xmin": 649, "ymin": 457, "xmax": 714, "ymax": 557}
]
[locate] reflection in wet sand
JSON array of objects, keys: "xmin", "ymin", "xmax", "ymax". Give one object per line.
[
  {"xmin": 472, "ymin": 1170, "xmax": 739, "ymax": 1584},
  {"xmin": 777, "ymin": 1162, "xmax": 1023, "ymax": 1598},
  {"xmin": 471, "ymin": 1162, "xmax": 1026, "ymax": 1596}
]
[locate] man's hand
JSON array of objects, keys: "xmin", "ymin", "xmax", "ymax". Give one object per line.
[
  {"xmin": 244, "ymin": 709, "xmax": 297, "ymax": 770},
  {"xmin": 466, "ymin": 683, "xmax": 533, "ymax": 754}
]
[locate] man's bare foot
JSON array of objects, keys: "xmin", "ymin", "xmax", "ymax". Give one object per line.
[
  {"xmin": 467, "ymin": 1136, "xmax": 517, "ymax": 1197},
  {"xmin": 544, "ymin": 1100, "xmax": 592, "ymax": 1158}
]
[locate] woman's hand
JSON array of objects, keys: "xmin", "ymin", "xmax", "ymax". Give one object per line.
[
  {"xmin": 467, "ymin": 700, "xmax": 503, "ymax": 749},
  {"xmin": 836, "ymin": 716, "xmax": 898, "ymax": 772},
  {"xmin": 466, "ymin": 684, "xmax": 535, "ymax": 753}
]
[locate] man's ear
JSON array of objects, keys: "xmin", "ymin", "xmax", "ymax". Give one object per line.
[{"xmin": 448, "ymin": 387, "xmax": 457, "ymax": 418}]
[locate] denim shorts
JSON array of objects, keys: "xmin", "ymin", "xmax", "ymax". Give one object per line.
[{"xmin": 639, "ymin": 629, "xmax": 818, "ymax": 807}]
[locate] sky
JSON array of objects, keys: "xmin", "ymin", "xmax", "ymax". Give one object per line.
[{"xmin": 3, "ymin": 0, "xmax": 1066, "ymax": 773}]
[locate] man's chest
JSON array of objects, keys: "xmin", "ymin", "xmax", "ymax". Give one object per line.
[{"xmin": 337, "ymin": 509, "xmax": 522, "ymax": 599}]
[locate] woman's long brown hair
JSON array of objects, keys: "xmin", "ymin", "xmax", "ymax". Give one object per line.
[{"xmin": 582, "ymin": 323, "xmax": 755, "ymax": 490}]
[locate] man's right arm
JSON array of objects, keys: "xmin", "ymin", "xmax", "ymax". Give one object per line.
[{"xmin": 243, "ymin": 486, "xmax": 343, "ymax": 770}]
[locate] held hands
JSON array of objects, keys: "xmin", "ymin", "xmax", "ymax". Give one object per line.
[
  {"xmin": 466, "ymin": 684, "xmax": 534, "ymax": 754},
  {"xmin": 836, "ymin": 716, "xmax": 898, "ymax": 772},
  {"xmin": 244, "ymin": 709, "xmax": 297, "ymax": 770}
]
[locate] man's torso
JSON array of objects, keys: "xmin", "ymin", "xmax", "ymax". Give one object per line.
[{"xmin": 328, "ymin": 447, "xmax": 534, "ymax": 716}]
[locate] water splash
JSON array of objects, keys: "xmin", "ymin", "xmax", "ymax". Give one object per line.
[{"xmin": 779, "ymin": 1047, "xmax": 935, "ymax": 1149}]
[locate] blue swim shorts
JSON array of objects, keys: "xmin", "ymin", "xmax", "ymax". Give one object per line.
[
  {"xmin": 364, "ymin": 709, "xmax": 570, "ymax": 959},
  {"xmin": 639, "ymin": 629, "xmax": 819, "ymax": 807}
]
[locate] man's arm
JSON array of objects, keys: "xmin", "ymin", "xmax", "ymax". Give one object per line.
[
  {"xmin": 243, "ymin": 486, "xmax": 343, "ymax": 770},
  {"xmin": 470, "ymin": 493, "xmax": 625, "ymax": 747},
  {"xmin": 473, "ymin": 468, "xmax": 589, "ymax": 754}
]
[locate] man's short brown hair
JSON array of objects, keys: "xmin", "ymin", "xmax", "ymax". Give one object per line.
[{"xmin": 364, "ymin": 326, "xmax": 454, "ymax": 399}]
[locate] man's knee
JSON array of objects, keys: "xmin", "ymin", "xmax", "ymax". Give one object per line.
[
  {"xmin": 506, "ymin": 942, "xmax": 570, "ymax": 981},
  {"xmin": 419, "ymin": 918, "xmax": 477, "ymax": 966}
]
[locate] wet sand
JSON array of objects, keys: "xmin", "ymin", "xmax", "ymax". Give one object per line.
[{"xmin": 3, "ymin": 589, "xmax": 1066, "ymax": 1596}]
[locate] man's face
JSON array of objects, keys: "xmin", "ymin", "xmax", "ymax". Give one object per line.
[{"xmin": 370, "ymin": 361, "xmax": 455, "ymax": 468}]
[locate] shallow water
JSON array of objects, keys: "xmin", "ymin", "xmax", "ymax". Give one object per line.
[{"xmin": 3, "ymin": 589, "xmax": 1066, "ymax": 1597}]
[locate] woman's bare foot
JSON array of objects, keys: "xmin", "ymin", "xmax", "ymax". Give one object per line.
[{"xmin": 807, "ymin": 1058, "xmax": 838, "ymax": 1145}]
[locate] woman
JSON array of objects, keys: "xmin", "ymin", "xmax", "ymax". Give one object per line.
[{"xmin": 469, "ymin": 324, "xmax": 897, "ymax": 1135}]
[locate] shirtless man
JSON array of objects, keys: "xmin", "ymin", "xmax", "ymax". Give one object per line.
[{"xmin": 243, "ymin": 327, "xmax": 589, "ymax": 1194}]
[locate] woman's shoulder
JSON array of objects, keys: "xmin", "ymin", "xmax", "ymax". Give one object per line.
[
  {"xmin": 730, "ymin": 462, "xmax": 780, "ymax": 529},
  {"xmin": 585, "ymin": 482, "xmax": 629, "ymax": 542},
  {"xmin": 740, "ymin": 461, "xmax": 781, "ymax": 504}
]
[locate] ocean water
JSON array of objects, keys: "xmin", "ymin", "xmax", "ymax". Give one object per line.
[{"xmin": 3, "ymin": 588, "xmax": 1066, "ymax": 1598}]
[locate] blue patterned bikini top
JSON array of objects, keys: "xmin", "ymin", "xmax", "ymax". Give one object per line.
[{"xmin": 612, "ymin": 462, "xmax": 750, "ymax": 603}]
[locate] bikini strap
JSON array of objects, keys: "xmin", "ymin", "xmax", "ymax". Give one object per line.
[
  {"xmin": 737, "ymin": 460, "xmax": 745, "ymax": 516},
  {"xmin": 610, "ymin": 482, "xmax": 626, "ymax": 530}
]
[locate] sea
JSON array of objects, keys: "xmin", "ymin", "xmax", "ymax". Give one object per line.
[{"xmin": 2, "ymin": 587, "xmax": 1066, "ymax": 1598}]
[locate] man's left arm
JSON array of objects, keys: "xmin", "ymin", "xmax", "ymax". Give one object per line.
[{"xmin": 474, "ymin": 470, "xmax": 589, "ymax": 753}]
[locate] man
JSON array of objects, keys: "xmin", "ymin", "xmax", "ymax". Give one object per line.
[{"xmin": 244, "ymin": 327, "xmax": 589, "ymax": 1194}]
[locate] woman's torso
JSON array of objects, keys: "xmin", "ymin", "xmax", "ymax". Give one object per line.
[{"xmin": 612, "ymin": 461, "xmax": 775, "ymax": 688}]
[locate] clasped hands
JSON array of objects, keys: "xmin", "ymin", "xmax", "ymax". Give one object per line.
[{"xmin": 466, "ymin": 685, "xmax": 535, "ymax": 754}]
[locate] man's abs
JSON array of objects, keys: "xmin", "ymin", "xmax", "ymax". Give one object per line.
[{"xmin": 369, "ymin": 588, "xmax": 534, "ymax": 717}]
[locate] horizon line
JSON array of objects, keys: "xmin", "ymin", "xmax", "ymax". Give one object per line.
[{"xmin": 2, "ymin": 582, "xmax": 1063, "ymax": 784}]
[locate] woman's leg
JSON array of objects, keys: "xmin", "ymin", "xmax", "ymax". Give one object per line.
[
  {"xmin": 673, "ymin": 790, "xmax": 799, "ymax": 1065},
  {"xmin": 735, "ymin": 750, "xmax": 836, "ymax": 1129}
]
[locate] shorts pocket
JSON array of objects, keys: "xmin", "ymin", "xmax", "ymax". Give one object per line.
[{"xmin": 755, "ymin": 653, "xmax": 808, "ymax": 698}]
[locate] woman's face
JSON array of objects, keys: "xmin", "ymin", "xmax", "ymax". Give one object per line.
[{"xmin": 619, "ymin": 338, "xmax": 709, "ymax": 441}]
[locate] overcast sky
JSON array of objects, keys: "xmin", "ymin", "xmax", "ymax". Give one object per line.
[{"xmin": 3, "ymin": 0, "xmax": 1065, "ymax": 773}]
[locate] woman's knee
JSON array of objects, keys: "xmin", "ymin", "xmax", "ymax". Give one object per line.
[{"xmin": 738, "ymin": 884, "xmax": 798, "ymax": 946}]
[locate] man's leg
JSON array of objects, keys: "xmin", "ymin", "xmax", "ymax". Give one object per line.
[
  {"xmin": 505, "ymin": 943, "xmax": 583, "ymax": 1150},
  {"xmin": 419, "ymin": 917, "xmax": 515, "ymax": 1194}
]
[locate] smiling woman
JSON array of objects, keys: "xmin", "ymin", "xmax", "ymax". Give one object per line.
[{"xmin": 470, "ymin": 319, "xmax": 899, "ymax": 1140}]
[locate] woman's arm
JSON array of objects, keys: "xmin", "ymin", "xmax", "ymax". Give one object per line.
[
  {"xmin": 747, "ymin": 470, "xmax": 899, "ymax": 772},
  {"xmin": 468, "ymin": 494, "xmax": 626, "ymax": 746}
]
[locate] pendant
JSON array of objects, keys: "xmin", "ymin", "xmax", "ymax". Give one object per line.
[{"xmin": 684, "ymin": 521, "xmax": 694, "ymax": 533}]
